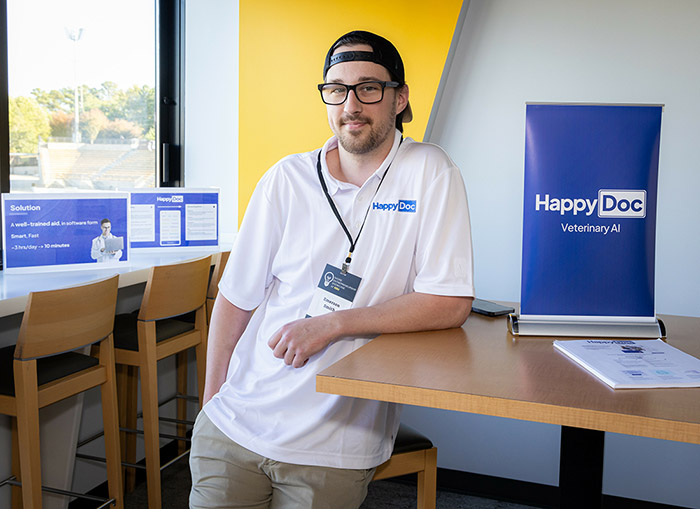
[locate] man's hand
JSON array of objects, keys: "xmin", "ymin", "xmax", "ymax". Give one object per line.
[{"xmin": 268, "ymin": 314, "xmax": 339, "ymax": 368}]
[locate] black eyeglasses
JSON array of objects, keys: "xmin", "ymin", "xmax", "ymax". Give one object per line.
[{"xmin": 317, "ymin": 81, "xmax": 400, "ymax": 105}]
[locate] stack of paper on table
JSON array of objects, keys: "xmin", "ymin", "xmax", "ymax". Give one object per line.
[{"xmin": 554, "ymin": 339, "xmax": 700, "ymax": 389}]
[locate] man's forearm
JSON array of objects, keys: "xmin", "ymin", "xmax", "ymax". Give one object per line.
[
  {"xmin": 335, "ymin": 292, "xmax": 472, "ymax": 337},
  {"xmin": 269, "ymin": 292, "xmax": 472, "ymax": 368},
  {"xmin": 203, "ymin": 294, "xmax": 253, "ymax": 404}
]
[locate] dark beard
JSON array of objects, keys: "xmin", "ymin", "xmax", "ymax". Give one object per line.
[
  {"xmin": 335, "ymin": 103, "xmax": 396, "ymax": 155},
  {"xmin": 337, "ymin": 123, "xmax": 382, "ymax": 154}
]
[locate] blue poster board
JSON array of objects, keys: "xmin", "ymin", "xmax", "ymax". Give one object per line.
[
  {"xmin": 2, "ymin": 192, "xmax": 130, "ymax": 273},
  {"xmin": 128, "ymin": 188, "xmax": 219, "ymax": 250},
  {"xmin": 520, "ymin": 104, "xmax": 662, "ymax": 319}
]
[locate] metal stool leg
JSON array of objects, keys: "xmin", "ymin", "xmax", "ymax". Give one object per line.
[{"xmin": 176, "ymin": 350, "xmax": 189, "ymax": 455}]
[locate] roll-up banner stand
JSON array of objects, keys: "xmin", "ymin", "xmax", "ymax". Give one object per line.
[
  {"xmin": 127, "ymin": 188, "xmax": 219, "ymax": 251},
  {"xmin": 509, "ymin": 103, "xmax": 665, "ymax": 338},
  {"xmin": 2, "ymin": 192, "xmax": 130, "ymax": 274}
]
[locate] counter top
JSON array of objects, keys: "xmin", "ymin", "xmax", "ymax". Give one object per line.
[{"xmin": 0, "ymin": 248, "xmax": 225, "ymax": 317}]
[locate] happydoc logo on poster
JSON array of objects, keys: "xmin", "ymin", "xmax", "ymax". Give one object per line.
[{"xmin": 512, "ymin": 104, "xmax": 664, "ymax": 337}]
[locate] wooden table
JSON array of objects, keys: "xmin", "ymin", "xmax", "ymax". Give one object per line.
[{"xmin": 317, "ymin": 311, "xmax": 700, "ymax": 508}]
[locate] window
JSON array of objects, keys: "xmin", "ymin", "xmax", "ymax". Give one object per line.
[{"xmin": 1, "ymin": 0, "xmax": 183, "ymax": 194}]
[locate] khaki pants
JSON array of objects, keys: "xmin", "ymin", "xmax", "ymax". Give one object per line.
[{"xmin": 189, "ymin": 411, "xmax": 376, "ymax": 509}]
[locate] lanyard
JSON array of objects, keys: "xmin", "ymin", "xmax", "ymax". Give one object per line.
[{"xmin": 316, "ymin": 139, "xmax": 402, "ymax": 274}]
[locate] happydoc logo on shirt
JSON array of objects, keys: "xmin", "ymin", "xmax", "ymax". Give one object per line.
[{"xmin": 372, "ymin": 199, "xmax": 417, "ymax": 212}]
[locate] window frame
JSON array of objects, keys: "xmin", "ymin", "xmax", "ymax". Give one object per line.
[
  {"xmin": 157, "ymin": 0, "xmax": 185, "ymax": 187},
  {"xmin": 0, "ymin": 0, "xmax": 9, "ymax": 195}
]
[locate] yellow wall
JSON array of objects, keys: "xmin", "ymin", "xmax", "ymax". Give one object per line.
[{"xmin": 239, "ymin": 0, "xmax": 463, "ymax": 224}]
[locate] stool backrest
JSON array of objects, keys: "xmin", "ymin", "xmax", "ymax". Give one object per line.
[
  {"xmin": 15, "ymin": 275, "xmax": 120, "ymax": 360},
  {"xmin": 207, "ymin": 251, "xmax": 231, "ymax": 300},
  {"xmin": 138, "ymin": 255, "xmax": 211, "ymax": 321}
]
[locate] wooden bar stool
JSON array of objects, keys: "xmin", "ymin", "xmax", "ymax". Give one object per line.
[
  {"xmin": 0, "ymin": 275, "xmax": 123, "ymax": 509},
  {"xmin": 112, "ymin": 255, "xmax": 210, "ymax": 509},
  {"xmin": 174, "ymin": 250, "xmax": 228, "ymax": 453},
  {"xmin": 206, "ymin": 250, "xmax": 230, "ymax": 323},
  {"xmin": 372, "ymin": 424, "xmax": 438, "ymax": 509}
]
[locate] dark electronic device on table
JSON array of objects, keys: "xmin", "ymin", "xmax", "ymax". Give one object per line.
[{"xmin": 472, "ymin": 298, "xmax": 515, "ymax": 317}]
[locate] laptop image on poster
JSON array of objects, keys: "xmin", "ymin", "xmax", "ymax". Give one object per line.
[{"xmin": 105, "ymin": 236, "xmax": 124, "ymax": 252}]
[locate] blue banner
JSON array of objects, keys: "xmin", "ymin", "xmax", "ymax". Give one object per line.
[
  {"xmin": 129, "ymin": 189, "xmax": 219, "ymax": 249},
  {"xmin": 521, "ymin": 104, "xmax": 662, "ymax": 317},
  {"xmin": 3, "ymin": 193, "xmax": 129, "ymax": 271}
]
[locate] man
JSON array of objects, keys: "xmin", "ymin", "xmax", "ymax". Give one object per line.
[
  {"xmin": 190, "ymin": 30, "xmax": 474, "ymax": 508},
  {"xmin": 90, "ymin": 218, "xmax": 122, "ymax": 262}
]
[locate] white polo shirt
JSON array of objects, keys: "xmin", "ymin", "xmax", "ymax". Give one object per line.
[{"xmin": 205, "ymin": 130, "xmax": 474, "ymax": 469}]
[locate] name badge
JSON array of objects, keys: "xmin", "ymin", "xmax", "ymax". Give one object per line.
[{"xmin": 306, "ymin": 264, "xmax": 361, "ymax": 318}]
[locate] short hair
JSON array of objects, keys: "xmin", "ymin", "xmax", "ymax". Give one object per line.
[{"xmin": 100, "ymin": 218, "xmax": 111, "ymax": 226}]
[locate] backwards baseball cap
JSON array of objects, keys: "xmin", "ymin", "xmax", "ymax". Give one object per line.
[{"xmin": 323, "ymin": 30, "xmax": 413, "ymax": 125}]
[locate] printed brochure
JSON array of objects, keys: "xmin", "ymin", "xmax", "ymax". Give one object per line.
[{"xmin": 554, "ymin": 339, "xmax": 700, "ymax": 389}]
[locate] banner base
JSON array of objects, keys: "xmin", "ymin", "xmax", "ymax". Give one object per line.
[{"xmin": 507, "ymin": 315, "xmax": 666, "ymax": 339}]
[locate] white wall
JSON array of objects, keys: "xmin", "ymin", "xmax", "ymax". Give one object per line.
[
  {"xmin": 184, "ymin": 0, "xmax": 239, "ymax": 245},
  {"xmin": 431, "ymin": 0, "xmax": 700, "ymax": 317},
  {"xmin": 401, "ymin": 1, "xmax": 700, "ymax": 506}
]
